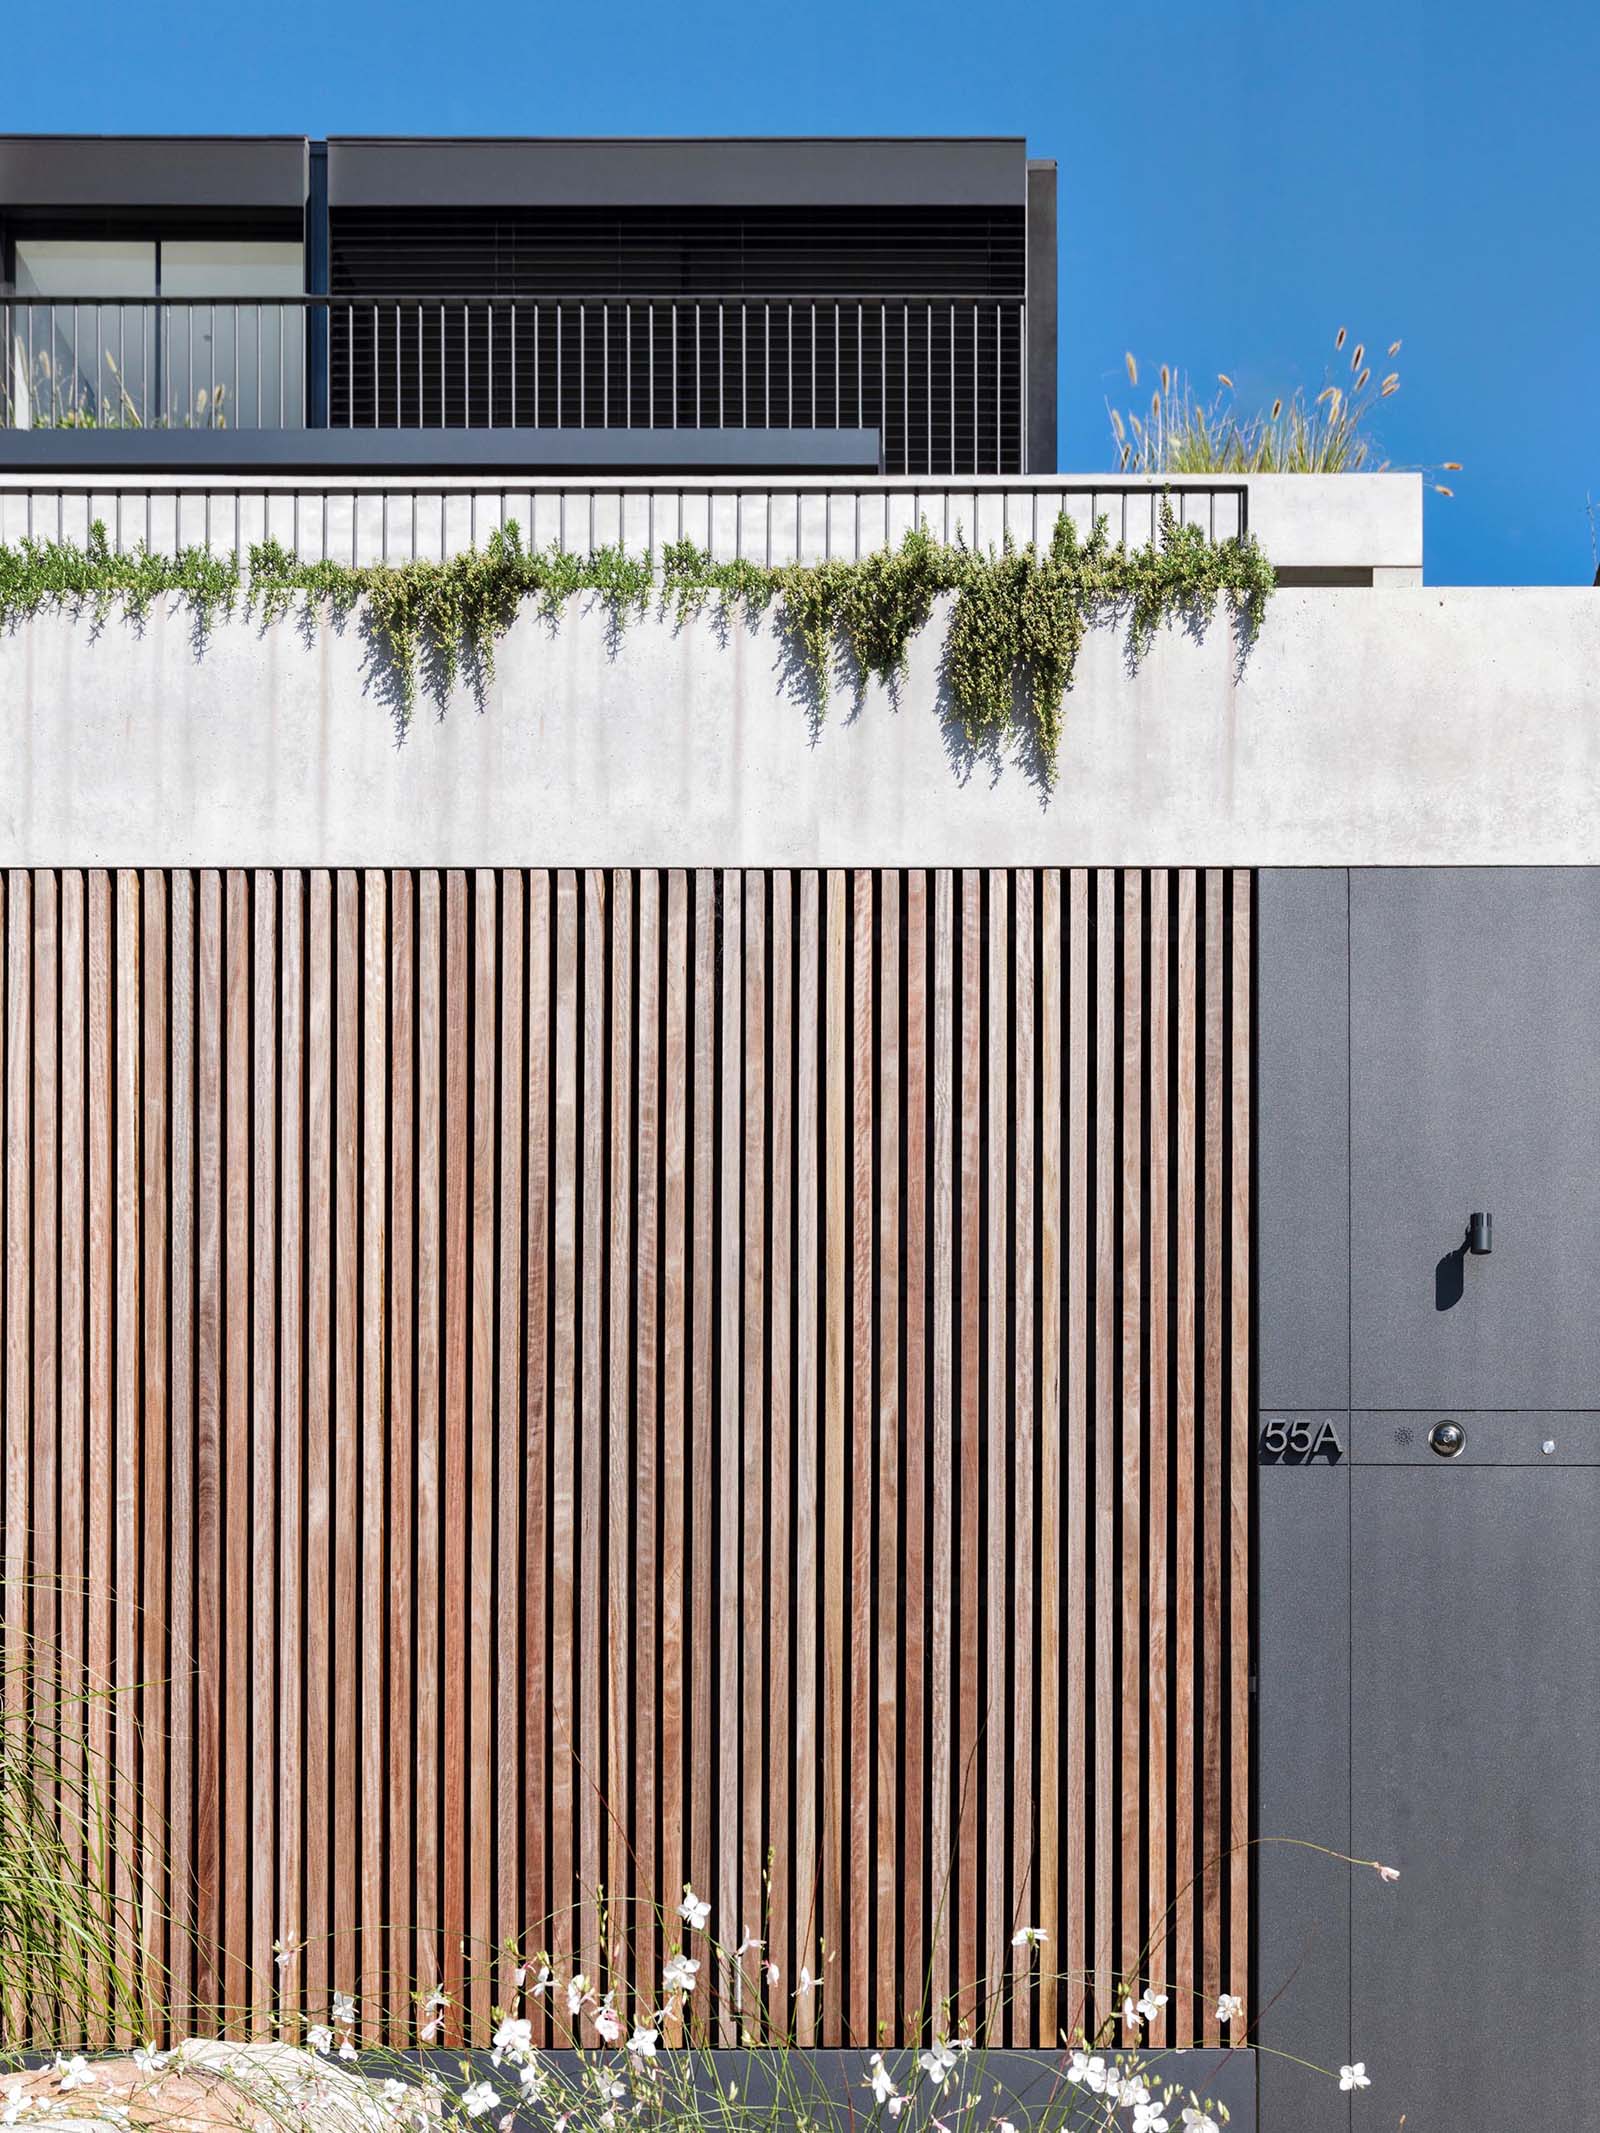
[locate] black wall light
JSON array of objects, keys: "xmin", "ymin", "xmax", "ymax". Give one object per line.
[{"xmin": 1467, "ymin": 1211, "xmax": 1493, "ymax": 1256}]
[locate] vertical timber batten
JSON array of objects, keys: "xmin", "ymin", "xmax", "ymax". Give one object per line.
[{"xmin": 0, "ymin": 868, "xmax": 1251, "ymax": 2051}]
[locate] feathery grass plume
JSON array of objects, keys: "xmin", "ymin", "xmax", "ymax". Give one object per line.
[{"xmin": 1106, "ymin": 326, "xmax": 1457, "ymax": 483}]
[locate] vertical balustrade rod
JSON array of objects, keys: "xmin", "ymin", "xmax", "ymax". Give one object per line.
[{"xmin": 949, "ymin": 306, "xmax": 956, "ymax": 476}]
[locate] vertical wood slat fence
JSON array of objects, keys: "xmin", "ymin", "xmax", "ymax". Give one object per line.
[{"xmin": 0, "ymin": 868, "xmax": 1251, "ymax": 2051}]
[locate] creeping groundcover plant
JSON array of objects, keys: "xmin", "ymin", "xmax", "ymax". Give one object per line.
[
  {"xmin": 0, "ymin": 503, "xmax": 1273, "ymax": 778},
  {"xmin": 2, "ymin": 1615, "xmax": 1391, "ymax": 2133}
]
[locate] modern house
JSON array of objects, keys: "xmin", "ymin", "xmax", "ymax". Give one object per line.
[
  {"xmin": 0, "ymin": 134, "xmax": 1055, "ymax": 474},
  {"xmin": 4, "ymin": 133, "xmax": 1600, "ymax": 2133}
]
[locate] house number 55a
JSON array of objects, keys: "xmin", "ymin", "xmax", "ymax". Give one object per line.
[{"xmin": 1258, "ymin": 1416, "xmax": 1345, "ymax": 1465}]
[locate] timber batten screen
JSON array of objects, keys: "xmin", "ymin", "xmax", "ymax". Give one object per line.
[{"xmin": 0, "ymin": 868, "xmax": 1251, "ymax": 2048}]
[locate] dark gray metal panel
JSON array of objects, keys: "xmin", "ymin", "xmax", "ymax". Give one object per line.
[
  {"xmin": 415, "ymin": 2048, "xmax": 1257, "ymax": 2129},
  {"xmin": 1351, "ymin": 1409, "xmax": 1600, "ymax": 1463},
  {"xmin": 0, "ymin": 427, "xmax": 883, "ymax": 476},
  {"xmin": 1350, "ymin": 868, "xmax": 1600, "ymax": 1410},
  {"xmin": 1256, "ymin": 1454, "xmax": 1351, "ymax": 2133},
  {"xmin": 1024, "ymin": 161, "xmax": 1057, "ymax": 474},
  {"xmin": 0, "ymin": 136, "xmax": 308, "ymax": 209},
  {"xmin": 1351, "ymin": 1463, "xmax": 1600, "ymax": 2128},
  {"xmin": 1256, "ymin": 869, "xmax": 1349, "ymax": 1409},
  {"xmin": 326, "ymin": 137, "xmax": 1027, "ymax": 209}
]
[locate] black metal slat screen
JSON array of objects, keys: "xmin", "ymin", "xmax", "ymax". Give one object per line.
[
  {"xmin": 327, "ymin": 206, "xmax": 1026, "ymax": 473},
  {"xmin": 328, "ymin": 298, "xmax": 1021, "ymax": 475}
]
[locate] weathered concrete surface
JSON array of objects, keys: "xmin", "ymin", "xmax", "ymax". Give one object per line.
[{"xmin": 1, "ymin": 586, "xmax": 1596, "ymax": 865}]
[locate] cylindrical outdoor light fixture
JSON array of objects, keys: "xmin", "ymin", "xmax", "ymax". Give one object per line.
[{"xmin": 1467, "ymin": 1211, "xmax": 1493, "ymax": 1255}]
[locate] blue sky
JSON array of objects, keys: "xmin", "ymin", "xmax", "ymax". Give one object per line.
[{"xmin": 10, "ymin": 0, "xmax": 1595, "ymax": 584}]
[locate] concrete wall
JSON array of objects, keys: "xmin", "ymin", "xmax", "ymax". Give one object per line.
[{"xmin": 1, "ymin": 582, "xmax": 1595, "ymax": 866}]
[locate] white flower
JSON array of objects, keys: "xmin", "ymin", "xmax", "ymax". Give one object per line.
[
  {"xmin": 592, "ymin": 2003, "xmax": 622, "ymax": 2045},
  {"xmin": 512, "ymin": 1965, "xmax": 528, "ymax": 1992},
  {"xmin": 1131, "ymin": 2106, "xmax": 1169, "ymax": 2133},
  {"xmin": 131, "ymin": 2044, "xmax": 169, "ymax": 2075},
  {"xmin": 51, "ymin": 2062, "xmax": 93, "ymax": 2095},
  {"xmin": 627, "ymin": 2029, "xmax": 659, "ymax": 2059},
  {"xmin": 1375, "ymin": 1863, "xmax": 1400, "ymax": 1883},
  {"xmin": 419, "ymin": 1986, "xmax": 450, "ymax": 2043},
  {"xmin": 1215, "ymin": 1991, "xmax": 1244, "ymax": 2025},
  {"xmin": 865, "ymin": 2054, "xmax": 909, "ymax": 2116},
  {"xmin": 383, "ymin": 2081, "xmax": 409, "ymax": 2101},
  {"xmin": 530, "ymin": 1965, "xmax": 553, "ymax": 2000},
  {"xmin": 736, "ymin": 1929, "xmax": 764, "ymax": 1957},
  {"xmin": 662, "ymin": 1953, "xmax": 700, "ymax": 1995},
  {"xmin": 338, "ymin": 2039, "xmax": 358, "ymax": 2062},
  {"xmin": 679, "ymin": 1885, "xmax": 711, "ymax": 1932},
  {"xmin": 1338, "ymin": 2064, "xmax": 1371, "ymax": 2091},
  {"xmin": 273, "ymin": 1939, "xmax": 298, "ymax": 1972},
  {"xmin": 917, "ymin": 2040, "xmax": 960, "ymax": 2089},
  {"xmin": 332, "ymin": 1991, "xmax": 356, "ymax": 2028},
  {"xmin": 1181, "ymin": 2113, "xmax": 1219, "ymax": 2131},
  {"xmin": 461, "ymin": 2083, "xmax": 499, "ymax": 2120},
  {"xmin": 1066, "ymin": 2052, "xmax": 1108, "ymax": 2095},
  {"xmin": 492, "ymin": 2016, "xmax": 532, "ymax": 2064},
  {"xmin": 796, "ymin": 1966, "xmax": 817, "ymax": 1998},
  {"xmin": 1010, "ymin": 1926, "xmax": 1048, "ymax": 1948},
  {"xmin": 764, "ymin": 1960, "xmax": 780, "ymax": 1985},
  {"xmin": 1, "ymin": 2090, "xmax": 28, "ymax": 2130},
  {"xmin": 1124, "ymin": 1986, "xmax": 1168, "ymax": 2029},
  {"xmin": 567, "ymin": 1974, "xmax": 591, "ymax": 2017},
  {"xmin": 307, "ymin": 2026, "xmax": 334, "ymax": 2056}
]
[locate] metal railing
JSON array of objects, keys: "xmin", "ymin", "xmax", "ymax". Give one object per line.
[
  {"xmin": 3, "ymin": 297, "xmax": 308, "ymax": 432},
  {"xmin": 3, "ymin": 294, "xmax": 1025, "ymax": 473}
]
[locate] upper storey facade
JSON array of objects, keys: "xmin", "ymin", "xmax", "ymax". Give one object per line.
[{"xmin": 0, "ymin": 134, "xmax": 1056, "ymax": 476}]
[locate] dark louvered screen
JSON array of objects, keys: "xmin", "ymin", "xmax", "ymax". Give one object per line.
[
  {"xmin": 326, "ymin": 297, "xmax": 1022, "ymax": 475},
  {"xmin": 326, "ymin": 206, "xmax": 1026, "ymax": 472},
  {"xmin": 328, "ymin": 204, "xmax": 1024, "ymax": 299}
]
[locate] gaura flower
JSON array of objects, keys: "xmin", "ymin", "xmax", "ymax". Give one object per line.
[
  {"xmin": 52, "ymin": 2059, "xmax": 94, "ymax": 2093},
  {"xmin": 132, "ymin": 2045, "xmax": 169, "ymax": 2075},
  {"xmin": 491, "ymin": 2016, "xmax": 532, "ymax": 2064},
  {"xmin": 1010, "ymin": 1926, "xmax": 1048, "ymax": 1949},
  {"xmin": 662, "ymin": 1953, "xmax": 700, "ymax": 1996},
  {"xmin": 332, "ymin": 1991, "xmax": 356, "ymax": 2028},
  {"xmin": 461, "ymin": 2083, "xmax": 499, "ymax": 2119},
  {"xmin": 1338, "ymin": 2064, "xmax": 1371, "ymax": 2091},
  {"xmin": 1375, "ymin": 1863, "xmax": 1400, "ymax": 1883},
  {"xmin": 864, "ymin": 2054, "xmax": 909, "ymax": 2117},
  {"xmin": 627, "ymin": 2029, "xmax": 659, "ymax": 2059},
  {"xmin": 1215, "ymin": 1991, "xmax": 1245, "ymax": 2025},
  {"xmin": 567, "ymin": 1974, "xmax": 591, "ymax": 2018},
  {"xmin": 592, "ymin": 2002, "xmax": 622, "ymax": 2046},
  {"xmin": 917, "ymin": 2040, "xmax": 960, "ymax": 2088},
  {"xmin": 306, "ymin": 2026, "xmax": 334, "ymax": 2056},
  {"xmin": 679, "ymin": 1886, "xmax": 711, "ymax": 1932}
]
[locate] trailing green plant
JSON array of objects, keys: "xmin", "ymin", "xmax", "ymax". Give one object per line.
[
  {"xmin": 1110, "ymin": 327, "xmax": 1461, "ymax": 492},
  {"xmin": 0, "ymin": 505, "xmax": 1273, "ymax": 782}
]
